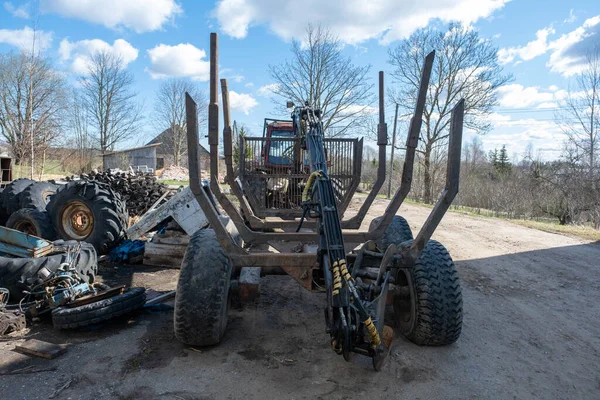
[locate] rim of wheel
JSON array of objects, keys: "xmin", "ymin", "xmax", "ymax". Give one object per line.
[
  {"xmin": 61, "ymin": 200, "xmax": 94, "ymax": 240},
  {"xmin": 393, "ymin": 269, "xmax": 416, "ymax": 334},
  {"xmin": 13, "ymin": 220, "xmax": 37, "ymax": 236},
  {"xmin": 42, "ymin": 190, "xmax": 55, "ymax": 204}
]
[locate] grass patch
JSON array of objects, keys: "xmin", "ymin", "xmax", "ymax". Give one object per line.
[
  {"xmin": 364, "ymin": 192, "xmax": 600, "ymax": 241},
  {"xmin": 157, "ymin": 179, "xmax": 189, "ymax": 186},
  {"xmin": 13, "ymin": 160, "xmax": 75, "ymax": 180},
  {"xmin": 510, "ymin": 220, "xmax": 600, "ymax": 241}
]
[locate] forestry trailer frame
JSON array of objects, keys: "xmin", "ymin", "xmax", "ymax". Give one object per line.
[{"xmin": 174, "ymin": 33, "xmax": 464, "ymax": 370}]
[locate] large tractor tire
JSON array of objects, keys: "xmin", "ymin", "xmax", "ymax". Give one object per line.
[
  {"xmin": 369, "ymin": 215, "xmax": 413, "ymax": 250},
  {"xmin": 6, "ymin": 208, "xmax": 56, "ymax": 240},
  {"xmin": 19, "ymin": 181, "xmax": 59, "ymax": 211},
  {"xmin": 0, "ymin": 240, "xmax": 97, "ymax": 301},
  {"xmin": 52, "ymin": 287, "xmax": 146, "ymax": 329},
  {"xmin": 47, "ymin": 180, "xmax": 128, "ymax": 254},
  {"xmin": 2, "ymin": 178, "xmax": 34, "ymax": 215},
  {"xmin": 174, "ymin": 229, "xmax": 231, "ymax": 347},
  {"xmin": 393, "ymin": 240, "xmax": 463, "ymax": 346}
]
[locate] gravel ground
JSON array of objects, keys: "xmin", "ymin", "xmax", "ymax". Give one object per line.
[{"xmin": 1, "ymin": 198, "xmax": 599, "ymax": 399}]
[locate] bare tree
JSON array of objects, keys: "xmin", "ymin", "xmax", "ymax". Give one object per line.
[
  {"xmin": 79, "ymin": 51, "xmax": 142, "ymax": 152},
  {"xmin": 556, "ymin": 48, "xmax": 600, "ymax": 176},
  {"xmin": 67, "ymin": 88, "xmax": 96, "ymax": 172},
  {"xmin": 153, "ymin": 78, "xmax": 207, "ymax": 166},
  {"xmin": 268, "ymin": 25, "xmax": 373, "ymax": 136},
  {"xmin": 0, "ymin": 52, "xmax": 66, "ymax": 168},
  {"xmin": 388, "ymin": 23, "xmax": 512, "ymax": 203}
]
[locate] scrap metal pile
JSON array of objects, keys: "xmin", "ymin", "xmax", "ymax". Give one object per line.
[{"xmin": 0, "ymin": 228, "xmax": 145, "ymax": 333}]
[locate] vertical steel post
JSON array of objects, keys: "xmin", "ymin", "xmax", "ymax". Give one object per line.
[
  {"xmin": 208, "ymin": 32, "xmax": 219, "ymax": 187},
  {"xmin": 387, "ymin": 103, "xmax": 399, "ymax": 199},
  {"xmin": 221, "ymin": 78, "xmax": 234, "ymax": 185}
]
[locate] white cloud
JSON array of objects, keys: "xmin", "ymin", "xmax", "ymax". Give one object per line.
[
  {"xmin": 498, "ymin": 27, "xmax": 554, "ymax": 64},
  {"xmin": 497, "ymin": 84, "xmax": 567, "ymax": 108},
  {"xmin": 4, "ymin": 2, "xmax": 30, "ymax": 18},
  {"xmin": 40, "ymin": 0, "xmax": 182, "ymax": 33},
  {"xmin": 146, "ymin": 43, "xmax": 210, "ymax": 81},
  {"xmin": 547, "ymin": 15, "xmax": 600, "ymax": 76},
  {"xmin": 497, "ymin": 14, "xmax": 600, "ymax": 76},
  {"xmin": 228, "ymin": 91, "xmax": 258, "ymax": 114},
  {"xmin": 213, "ymin": 0, "xmax": 509, "ymax": 44},
  {"xmin": 59, "ymin": 38, "xmax": 138, "ymax": 74},
  {"xmin": 564, "ymin": 9, "xmax": 576, "ymax": 24},
  {"xmin": 0, "ymin": 26, "xmax": 52, "ymax": 51},
  {"xmin": 257, "ymin": 83, "xmax": 280, "ymax": 97},
  {"xmin": 484, "ymin": 113, "xmax": 564, "ymax": 159},
  {"xmin": 245, "ymin": 82, "xmax": 254, "ymax": 88}
]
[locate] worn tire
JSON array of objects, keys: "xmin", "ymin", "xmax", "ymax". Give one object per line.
[
  {"xmin": 6, "ymin": 208, "xmax": 57, "ymax": 240},
  {"xmin": 393, "ymin": 240, "xmax": 463, "ymax": 346},
  {"xmin": 0, "ymin": 241, "xmax": 97, "ymax": 301},
  {"xmin": 47, "ymin": 180, "xmax": 128, "ymax": 254},
  {"xmin": 2, "ymin": 178, "xmax": 34, "ymax": 214},
  {"xmin": 52, "ymin": 287, "xmax": 146, "ymax": 329},
  {"xmin": 174, "ymin": 229, "xmax": 231, "ymax": 346},
  {"xmin": 19, "ymin": 181, "xmax": 59, "ymax": 211},
  {"xmin": 369, "ymin": 215, "xmax": 413, "ymax": 250}
]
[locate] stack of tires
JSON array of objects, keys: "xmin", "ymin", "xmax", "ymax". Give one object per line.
[{"xmin": 0, "ymin": 179, "xmax": 128, "ymax": 255}]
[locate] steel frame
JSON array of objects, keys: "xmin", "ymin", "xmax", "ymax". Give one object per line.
[{"xmin": 185, "ymin": 33, "xmax": 464, "ymax": 281}]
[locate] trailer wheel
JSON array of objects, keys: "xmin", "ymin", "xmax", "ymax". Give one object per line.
[
  {"xmin": 52, "ymin": 287, "xmax": 146, "ymax": 329},
  {"xmin": 369, "ymin": 215, "xmax": 413, "ymax": 250},
  {"xmin": 174, "ymin": 229, "xmax": 231, "ymax": 346},
  {"xmin": 394, "ymin": 239, "xmax": 463, "ymax": 345},
  {"xmin": 47, "ymin": 180, "xmax": 127, "ymax": 254},
  {"xmin": 19, "ymin": 181, "xmax": 59, "ymax": 211},
  {"xmin": 6, "ymin": 208, "xmax": 56, "ymax": 240},
  {"xmin": 2, "ymin": 178, "xmax": 34, "ymax": 214}
]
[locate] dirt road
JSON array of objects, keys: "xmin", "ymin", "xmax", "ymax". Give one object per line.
[{"xmin": 2, "ymin": 198, "xmax": 599, "ymax": 399}]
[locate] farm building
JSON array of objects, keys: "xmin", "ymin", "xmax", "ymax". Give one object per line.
[
  {"xmin": 102, "ymin": 143, "xmax": 161, "ymax": 171},
  {"xmin": 146, "ymin": 128, "xmax": 210, "ymax": 170}
]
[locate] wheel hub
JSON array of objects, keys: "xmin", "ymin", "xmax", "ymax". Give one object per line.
[
  {"xmin": 61, "ymin": 201, "xmax": 94, "ymax": 240},
  {"xmin": 14, "ymin": 220, "xmax": 37, "ymax": 236}
]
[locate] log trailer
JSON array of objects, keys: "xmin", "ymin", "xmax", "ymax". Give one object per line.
[{"xmin": 175, "ymin": 33, "xmax": 464, "ymax": 370}]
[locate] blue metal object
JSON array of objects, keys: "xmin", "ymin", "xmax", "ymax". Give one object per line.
[
  {"xmin": 109, "ymin": 239, "xmax": 145, "ymax": 262},
  {"xmin": 49, "ymin": 282, "xmax": 90, "ymax": 308},
  {"xmin": 0, "ymin": 226, "xmax": 53, "ymax": 258}
]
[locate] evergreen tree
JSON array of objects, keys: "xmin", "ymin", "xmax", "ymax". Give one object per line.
[{"xmin": 497, "ymin": 145, "xmax": 512, "ymax": 174}]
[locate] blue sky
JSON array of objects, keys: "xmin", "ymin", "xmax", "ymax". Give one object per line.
[{"xmin": 1, "ymin": 0, "xmax": 598, "ymax": 159}]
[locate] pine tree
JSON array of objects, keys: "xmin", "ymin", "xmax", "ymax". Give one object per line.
[{"xmin": 497, "ymin": 145, "xmax": 511, "ymax": 175}]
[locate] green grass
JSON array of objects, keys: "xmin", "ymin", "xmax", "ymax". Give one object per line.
[
  {"xmin": 12, "ymin": 160, "xmax": 75, "ymax": 180},
  {"xmin": 509, "ymin": 220, "xmax": 600, "ymax": 241},
  {"xmin": 157, "ymin": 179, "xmax": 189, "ymax": 186},
  {"xmin": 364, "ymin": 191, "xmax": 600, "ymax": 241},
  {"xmin": 419, "ymin": 199, "xmax": 600, "ymax": 241}
]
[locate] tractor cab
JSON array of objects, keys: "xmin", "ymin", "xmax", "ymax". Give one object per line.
[{"xmin": 262, "ymin": 119, "xmax": 295, "ymax": 168}]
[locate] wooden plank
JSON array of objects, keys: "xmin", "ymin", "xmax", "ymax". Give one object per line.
[
  {"xmin": 143, "ymin": 253, "xmax": 183, "ymax": 268},
  {"xmin": 152, "ymin": 233, "xmax": 190, "ymax": 245},
  {"xmin": 144, "ymin": 242, "xmax": 187, "ymax": 257},
  {"xmin": 15, "ymin": 339, "xmax": 67, "ymax": 359}
]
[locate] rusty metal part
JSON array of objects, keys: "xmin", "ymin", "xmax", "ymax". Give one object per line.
[
  {"xmin": 65, "ymin": 285, "xmax": 125, "ymax": 308},
  {"xmin": 11, "ymin": 220, "xmax": 37, "ymax": 236},
  {"xmin": 60, "ymin": 201, "xmax": 94, "ymax": 240},
  {"xmin": 0, "ymin": 310, "xmax": 26, "ymax": 335},
  {"xmin": 280, "ymin": 265, "xmax": 314, "ymax": 290}
]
